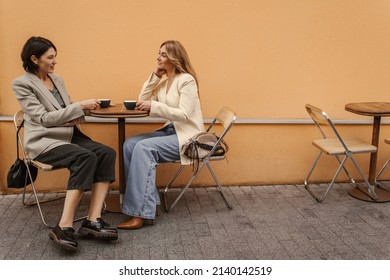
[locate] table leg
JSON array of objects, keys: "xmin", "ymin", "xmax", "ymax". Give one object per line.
[
  {"xmin": 368, "ymin": 116, "xmax": 381, "ymax": 184},
  {"xmin": 118, "ymin": 118, "xmax": 126, "ymax": 194},
  {"xmin": 349, "ymin": 116, "xmax": 390, "ymax": 202},
  {"xmin": 105, "ymin": 118, "xmax": 125, "ymax": 213}
]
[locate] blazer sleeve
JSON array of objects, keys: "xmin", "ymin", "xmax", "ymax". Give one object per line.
[
  {"xmin": 13, "ymin": 77, "xmax": 85, "ymax": 128},
  {"xmin": 149, "ymin": 74, "xmax": 198, "ymax": 123},
  {"xmin": 138, "ymin": 73, "xmax": 160, "ymax": 101}
]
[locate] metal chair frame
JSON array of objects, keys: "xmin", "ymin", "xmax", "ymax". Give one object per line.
[
  {"xmin": 13, "ymin": 110, "xmax": 95, "ymax": 228},
  {"xmin": 304, "ymin": 104, "xmax": 377, "ymax": 202},
  {"xmin": 375, "ymin": 138, "xmax": 390, "ymax": 187},
  {"xmin": 163, "ymin": 107, "xmax": 236, "ymax": 212}
]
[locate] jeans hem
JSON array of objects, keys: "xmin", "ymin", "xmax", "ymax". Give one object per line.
[{"xmin": 122, "ymin": 203, "xmax": 160, "ymax": 220}]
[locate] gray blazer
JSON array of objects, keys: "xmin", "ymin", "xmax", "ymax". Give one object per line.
[{"xmin": 12, "ymin": 72, "xmax": 85, "ymax": 159}]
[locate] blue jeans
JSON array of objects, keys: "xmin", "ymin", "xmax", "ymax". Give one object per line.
[{"xmin": 122, "ymin": 125, "xmax": 180, "ymax": 219}]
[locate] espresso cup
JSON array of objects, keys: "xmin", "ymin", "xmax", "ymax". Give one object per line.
[
  {"xmin": 124, "ymin": 100, "xmax": 137, "ymax": 110},
  {"xmin": 98, "ymin": 99, "xmax": 111, "ymax": 108}
]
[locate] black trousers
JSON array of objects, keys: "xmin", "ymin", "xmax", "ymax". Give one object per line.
[{"xmin": 35, "ymin": 128, "xmax": 116, "ymax": 190}]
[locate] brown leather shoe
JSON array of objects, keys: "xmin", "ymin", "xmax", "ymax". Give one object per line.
[{"xmin": 117, "ymin": 217, "xmax": 145, "ymax": 230}]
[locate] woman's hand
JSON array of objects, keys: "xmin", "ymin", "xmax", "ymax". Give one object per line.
[
  {"xmin": 80, "ymin": 99, "xmax": 100, "ymax": 110},
  {"xmin": 136, "ymin": 100, "xmax": 151, "ymax": 112},
  {"xmin": 154, "ymin": 67, "xmax": 166, "ymax": 78}
]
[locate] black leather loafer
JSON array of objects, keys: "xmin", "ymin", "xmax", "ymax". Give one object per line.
[
  {"xmin": 78, "ymin": 218, "xmax": 118, "ymax": 241},
  {"xmin": 49, "ymin": 224, "xmax": 78, "ymax": 252}
]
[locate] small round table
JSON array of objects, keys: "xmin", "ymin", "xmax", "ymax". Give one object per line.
[
  {"xmin": 345, "ymin": 102, "xmax": 390, "ymax": 202},
  {"xmin": 90, "ymin": 104, "xmax": 148, "ymax": 211}
]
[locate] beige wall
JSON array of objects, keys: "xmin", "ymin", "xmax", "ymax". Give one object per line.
[{"xmin": 1, "ymin": 0, "xmax": 390, "ymax": 193}]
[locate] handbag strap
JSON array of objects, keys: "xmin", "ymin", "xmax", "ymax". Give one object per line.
[{"xmin": 15, "ymin": 119, "xmax": 24, "ymax": 159}]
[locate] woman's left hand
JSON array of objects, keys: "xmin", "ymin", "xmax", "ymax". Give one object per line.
[{"xmin": 136, "ymin": 101, "xmax": 151, "ymax": 112}]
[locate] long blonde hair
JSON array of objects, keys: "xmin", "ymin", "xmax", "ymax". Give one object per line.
[{"xmin": 161, "ymin": 40, "xmax": 199, "ymax": 90}]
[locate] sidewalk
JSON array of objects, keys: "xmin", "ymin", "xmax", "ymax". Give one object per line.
[{"xmin": 1, "ymin": 184, "xmax": 390, "ymax": 260}]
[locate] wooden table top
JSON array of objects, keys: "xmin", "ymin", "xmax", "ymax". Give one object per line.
[
  {"xmin": 345, "ymin": 102, "xmax": 390, "ymax": 117},
  {"xmin": 90, "ymin": 104, "xmax": 149, "ymax": 118}
]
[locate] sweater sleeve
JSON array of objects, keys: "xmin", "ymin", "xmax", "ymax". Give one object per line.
[{"xmin": 138, "ymin": 72, "xmax": 161, "ymax": 101}]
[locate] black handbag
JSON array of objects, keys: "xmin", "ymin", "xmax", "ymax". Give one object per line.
[
  {"xmin": 182, "ymin": 132, "xmax": 228, "ymax": 160},
  {"xmin": 182, "ymin": 132, "xmax": 229, "ymax": 172},
  {"xmin": 7, "ymin": 119, "xmax": 38, "ymax": 188}
]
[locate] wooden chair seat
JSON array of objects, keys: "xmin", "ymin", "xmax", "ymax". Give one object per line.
[
  {"xmin": 31, "ymin": 159, "xmax": 53, "ymax": 171},
  {"xmin": 313, "ymin": 138, "xmax": 377, "ymax": 155}
]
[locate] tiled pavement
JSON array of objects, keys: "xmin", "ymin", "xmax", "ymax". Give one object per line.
[{"xmin": 1, "ymin": 184, "xmax": 390, "ymax": 260}]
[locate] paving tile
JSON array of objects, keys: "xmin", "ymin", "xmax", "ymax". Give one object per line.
[
  {"xmin": 198, "ymin": 236, "xmax": 221, "ymax": 259},
  {"xmin": 279, "ymin": 240, "xmax": 307, "ymax": 259},
  {"xmin": 149, "ymin": 244, "xmax": 168, "ymax": 260},
  {"xmin": 262, "ymin": 235, "xmax": 290, "ymax": 260},
  {"xmin": 230, "ymin": 241, "xmax": 255, "ymax": 260},
  {"xmin": 299, "ymin": 224, "xmax": 323, "ymax": 241},
  {"xmin": 246, "ymin": 236, "xmax": 273, "ymax": 259},
  {"xmin": 166, "ymin": 243, "xmax": 185, "ymax": 260},
  {"xmin": 289, "ymin": 230, "xmax": 324, "ymax": 259},
  {"xmin": 267, "ymin": 222, "xmax": 292, "ymax": 241}
]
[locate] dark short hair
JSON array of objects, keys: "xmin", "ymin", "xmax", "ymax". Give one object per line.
[{"xmin": 21, "ymin": 36, "xmax": 57, "ymax": 73}]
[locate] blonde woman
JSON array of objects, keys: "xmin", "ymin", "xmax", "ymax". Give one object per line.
[{"xmin": 118, "ymin": 40, "xmax": 204, "ymax": 229}]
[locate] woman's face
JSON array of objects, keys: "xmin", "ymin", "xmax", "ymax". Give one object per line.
[
  {"xmin": 157, "ymin": 45, "xmax": 174, "ymax": 72},
  {"xmin": 32, "ymin": 47, "xmax": 57, "ymax": 74}
]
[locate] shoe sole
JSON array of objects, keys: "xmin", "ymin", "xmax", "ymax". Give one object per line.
[
  {"xmin": 117, "ymin": 223, "xmax": 143, "ymax": 230},
  {"xmin": 117, "ymin": 219, "xmax": 156, "ymax": 230},
  {"xmin": 78, "ymin": 227, "xmax": 118, "ymax": 241},
  {"xmin": 48, "ymin": 232, "xmax": 78, "ymax": 252}
]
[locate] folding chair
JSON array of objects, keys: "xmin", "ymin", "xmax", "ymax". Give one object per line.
[
  {"xmin": 304, "ymin": 104, "xmax": 377, "ymax": 202},
  {"xmin": 163, "ymin": 106, "xmax": 236, "ymax": 211},
  {"xmin": 13, "ymin": 110, "xmax": 91, "ymax": 228},
  {"xmin": 375, "ymin": 138, "xmax": 390, "ymax": 187}
]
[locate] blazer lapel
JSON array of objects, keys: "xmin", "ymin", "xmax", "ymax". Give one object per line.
[
  {"xmin": 48, "ymin": 73, "xmax": 71, "ymax": 106},
  {"xmin": 25, "ymin": 72, "xmax": 62, "ymax": 109}
]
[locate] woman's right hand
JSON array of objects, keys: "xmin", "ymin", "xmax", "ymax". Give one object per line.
[
  {"xmin": 80, "ymin": 99, "xmax": 100, "ymax": 110},
  {"xmin": 154, "ymin": 68, "xmax": 166, "ymax": 78}
]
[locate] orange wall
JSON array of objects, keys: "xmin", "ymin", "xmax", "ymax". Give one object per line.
[{"xmin": 2, "ymin": 0, "xmax": 390, "ymax": 193}]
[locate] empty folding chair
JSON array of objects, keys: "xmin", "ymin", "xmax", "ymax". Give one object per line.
[
  {"xmin": 163, "ymin": 106, "xmax": 236, "ymax": 211},
  {"xmin": 304, "ymin": 104, "xmax": 377, "ymax": 202}
]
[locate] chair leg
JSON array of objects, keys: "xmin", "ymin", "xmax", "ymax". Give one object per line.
[
  {"xmin": 19, "ymin": 167, "xmax": 57, "ymax": 227},
  {"xmin": 375, "ymin": 159, "xmax": 390, "ymax": 185},
  {"xmin": 304, "ymin": 154, "xmax": 347, "ymax": 202},
  {"xmin": 163, "ymin": 165, "xmax": 185, "ymax": 212},
  {"xmin": 206, "ymin": 162, "xmax": 232, "ymax": 209},
  {"xmin": 22, "ymin": 191, "xmax": 65, "ymax": 206},
  {"xmin": 335, "ymin": 155, "xmax": 356, "ymax": 184},
  {"xmin": 26, "ymin": 181, "xmax": 56, "ymax": 228},
  {"xmin": 304, "ymin": 151, "xmax": 322, "ymax": 187},
  {"xmin": 22, "ymin": 166, "xmax": 65, "ymax": 207},
  {"xmin": 166, "ymin": 163, "xmax": 206, "ymax": 212},
  {"xmin": 349, "ymin": 155, "xmax": 377, "ymax": 200}
]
